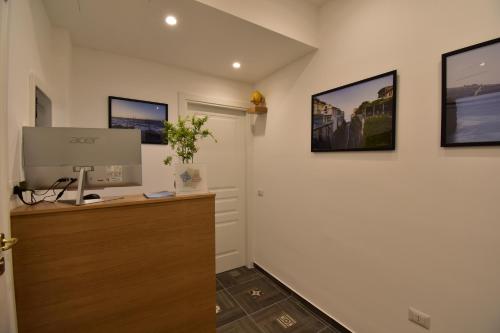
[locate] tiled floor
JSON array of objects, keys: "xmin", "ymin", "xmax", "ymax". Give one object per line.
[{"xmin": 216, "ymin": 267, "xmax": 342, "ymax": 333}]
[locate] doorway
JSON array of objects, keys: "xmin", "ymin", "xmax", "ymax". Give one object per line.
[
  {"xmin": 180, "ymin": 94, "xmax": 248, "ymax": 274},
  {"xmin": 35, "ymin": 87, "xmax": 52, "ymax": 127}
]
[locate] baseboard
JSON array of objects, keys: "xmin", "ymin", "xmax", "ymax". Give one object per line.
[{"xmin": 254, "ymin": 263, "xmax": 353, "ymax": 333}]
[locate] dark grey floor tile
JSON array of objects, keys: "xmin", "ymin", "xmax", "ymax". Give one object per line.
[
  {"xmin": 290, "ymin": 296, "xmax": 344, "ymax": 333},
  {"xmin": 217, "ymin": 316, "xmax": 263, "ymax": 333},
  {"xmin": 217, "ymin": 266, "xmax": 262, "ymax": 288},
  {"xmin": 318, "ymin": 326, "xmax": 342, "ymax": 333},
  {"xmin": 251, "ymin": 298, "xmax": 326, "ymax": 333},
  {"xmin": 216, "ymin": 290, "xmax": 246, "ymax": 327},
  {"xmin": 217, "ymin": 278, "xmax": 224, "ymax": 291},
  {"xmin": 226, "ymin": 277, "xmax": 288, "ymax": 314},
  {"xmin": 263, "ymin": 275, "xmax": 295, "ymax": 296}
]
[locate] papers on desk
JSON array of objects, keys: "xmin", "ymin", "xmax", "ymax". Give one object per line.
[{"xmin": 143, "ymin": 191, "xmax": 175, "ymax": 199}]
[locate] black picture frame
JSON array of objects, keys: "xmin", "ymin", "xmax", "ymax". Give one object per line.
[
  {"xmin": 108, "ymin": 96, "xmax": 168, "ymax": 145},
  {"xmin": 311, "ymin": 70, "xmax": 397, "ymax": 152},
  {"xmin": 441, "ymin": 37, "xmax": 500, "ymax": 147}
]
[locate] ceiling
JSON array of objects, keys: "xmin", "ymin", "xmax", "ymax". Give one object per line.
[{"xmin": 43, "ymin": 0, "xmax": 317, "ymax": 83}]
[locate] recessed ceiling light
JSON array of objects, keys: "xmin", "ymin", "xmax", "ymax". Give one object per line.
[
  {"xmin": 480, "ymin": 62, "xmax": 486, "ymax": 67},
  {"xmin": 232, "ymin": 62, "xmax": 241, "ymax": 69},
  {"xmin": 165, "ymin": 15, "xmax": 177, "ymax": 26}
]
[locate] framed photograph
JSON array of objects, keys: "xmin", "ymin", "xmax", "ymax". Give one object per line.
[
  {"xmin": 109, "ymin": 96, "xmax": 168, "ymax": 145},
  {"xmin": 442, "ymin": 37, "xmax": 500, "ymax": 147},
  {"xmin": 311, "ymin": 70, "xmax": 397, "ymax": 152}
]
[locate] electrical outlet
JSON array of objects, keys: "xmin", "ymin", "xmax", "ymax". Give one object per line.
[
  {"xmin": 409, "ymin": 307, "xmax": 431, "ymax": 329},
  {"xmin": 10, "ymin": 179, "xmax": 23, "ymax": 195},
  {"xmin": 12, "ymin": 181, "xmax": 27, "ymax": 195}
]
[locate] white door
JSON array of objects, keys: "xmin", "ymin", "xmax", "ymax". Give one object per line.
[
  {"xmin": 184, "ymin": 100, "xmax": 247, "ymax": 273},
  {"xmin": 0, "ymin": 1, "xmax": 17, "ymax": 332}
]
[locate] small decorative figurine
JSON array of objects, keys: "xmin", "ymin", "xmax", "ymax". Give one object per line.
[
  {"xmin": 249, "ymin": 90, "xmax": 268, "ymax": 114},
  {"xmin": 251, "ymin": 91, "xmax": 265, "ymax": 106}
]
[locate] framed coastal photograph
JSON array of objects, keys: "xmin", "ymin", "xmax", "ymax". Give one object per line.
[
  {"xmin": 311, "ymin": 70, "xmax": 397, "ymax": 152},
  {"xmin": 442, "ymin": 37, "xmax": 500, "ymax": 147},
  {"xmin": 109, "ymin": 96, "xmax": 168, "ymax": 145}
]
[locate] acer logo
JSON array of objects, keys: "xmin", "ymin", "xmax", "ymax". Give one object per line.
[{"xmin": 69, "ymin": 137, "xmax": 99, "ymax": 144}]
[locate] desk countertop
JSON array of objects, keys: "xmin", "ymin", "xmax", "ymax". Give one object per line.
[{"xmin": 10, "ymin": 193, "xmax": 215, "ymax": 217}]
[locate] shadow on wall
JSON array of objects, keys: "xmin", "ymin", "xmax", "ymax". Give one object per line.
[
  {"xmin": 251, "ymin": 114, "xmax": 267, "ymax": 136},
  {"xmin": 439, "ymin": 146, "xmax": 500, "ymax": 159}
]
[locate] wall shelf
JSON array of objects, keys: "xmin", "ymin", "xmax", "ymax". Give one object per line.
[{"xmin": 247, "ymin": 105, "xmax": 268, "ymax": 114}]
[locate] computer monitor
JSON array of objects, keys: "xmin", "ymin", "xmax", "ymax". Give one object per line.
[{"xmin": 23, "ymin": 127, "xmax": 142, "ymax": 205}]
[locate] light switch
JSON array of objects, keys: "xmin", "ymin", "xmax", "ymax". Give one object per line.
[{"xmin": 409, "ymin": 307, "xmax": 431, "ymax": 329}]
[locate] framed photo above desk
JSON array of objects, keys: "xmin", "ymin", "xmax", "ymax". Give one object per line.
[{"xmin": 109, "ymin": 96, "xmax": 168, "ymax": 145}]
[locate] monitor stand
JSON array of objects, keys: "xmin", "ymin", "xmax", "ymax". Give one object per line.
[{"xmin": 60, "ymin": 167, "xmax": 123, "ymax": 206}]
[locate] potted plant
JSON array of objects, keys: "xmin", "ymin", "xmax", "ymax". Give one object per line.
[{"xmin": 163, "ymin": 115, "xmax": 216, "ymax": 194}]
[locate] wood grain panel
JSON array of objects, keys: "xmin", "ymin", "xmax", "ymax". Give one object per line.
[{"xmin": 11, "ymin": 194, "xmax": 216, "ymax": 333}]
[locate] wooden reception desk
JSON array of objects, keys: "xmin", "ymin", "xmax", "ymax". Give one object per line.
[{"xmin": 10, "ymin": 194, "xmax": 215, "ymax": 333}]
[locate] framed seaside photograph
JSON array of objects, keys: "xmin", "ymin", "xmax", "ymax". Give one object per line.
[
  {"xmin": 442, "ymin": 37, "xmax": 500, "ymax": 147},
  {"xmin": 311, "ymin": 70, "xmax": 397, "ymax": 152},
  {"xmin": 109, "ymin": 96, "xmax": 168, "ymax": 145}
]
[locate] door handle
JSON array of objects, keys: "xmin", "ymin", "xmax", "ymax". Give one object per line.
[{"xmin": 0, "ymin": 233, "xmax": 18, "ymax": 251}]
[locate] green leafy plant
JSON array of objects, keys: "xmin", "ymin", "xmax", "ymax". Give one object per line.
[{"xmin": 163, "ymin": 115, "xmax": 217, "ymax": 165}]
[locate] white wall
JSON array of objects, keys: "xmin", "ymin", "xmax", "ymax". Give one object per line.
[
  {"xmin": 195, "ymin": 0, "xmax": 319, "ymax": 47},
  {"xmin": 5, "ymin": 0, "xmax": 71, "ymax": 328},
  {"xmin": 7, "ymin": 0, "xmax": 71, "ymax": 188},
  {"xmin": 0, "ymin": 1, "xmax": 17, "ymax": 332},
  {"xmin": 251, "ymin": 0, "xmax": 500, "ymax": 332},
  {"xmin": 69, "ymin": 47, "xmax": 252, "ymax": 196}
]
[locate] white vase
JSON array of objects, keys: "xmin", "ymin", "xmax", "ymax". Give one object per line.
[{"xmin": 174, "ymin": 163, "xmax": 208, "ymax": 194}]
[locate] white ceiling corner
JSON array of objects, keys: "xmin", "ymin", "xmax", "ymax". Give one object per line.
[{"xmin": 43, "ymin": 0, "xmax": 317, "ymax": 83}]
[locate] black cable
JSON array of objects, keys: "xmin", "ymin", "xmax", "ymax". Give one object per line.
[
  {"xmin": 26, "ymin": 181, "xmax": 59, "ymax": 205},
  {"xmin": 31, "ymin": 178, "xmax": 68, "ymax": 196},
  {"xmin": 55, "ymin": 178, "xmax": 77, "ymax": 201},
  {"xmin": 32, "ymin": 184, "xmax": 58, "ymax": 196},
  {"xmin": 16, "ymin": 178, "xmax": 76, "ymax": 206},
  {"xmin": 16, "ymin": 190, "xmax": 42, "ymax": 206}
]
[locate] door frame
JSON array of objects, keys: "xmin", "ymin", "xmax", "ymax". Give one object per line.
[
  {"xmin": 0, "ymin": 0, "xmax": 18, "ymax": 332},
  {"xmin": 178, "ymin": 92, "xmax": 254, "ymax": 270},
  {"xmin": 28, "ymin": 73, "xmax": 52, "ymax": 127}
]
